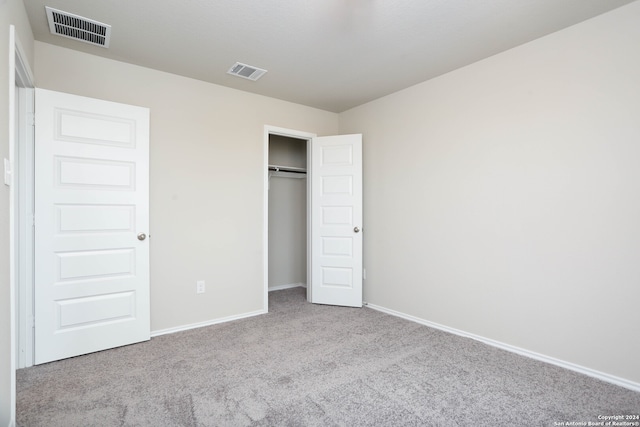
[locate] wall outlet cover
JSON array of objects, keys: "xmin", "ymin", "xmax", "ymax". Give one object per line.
[
  {"xmin": 4, "ymin": 158, "xmax": 12, "ymax": 186},
  {"xmin": 196, "ymin": 280, "xmax": 205, "ymax": 294}
]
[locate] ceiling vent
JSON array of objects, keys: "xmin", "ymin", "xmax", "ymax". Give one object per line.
[
  {"xmin": 45, "ymin": 6, "xmax": 111, "ymax": 48},
  {"xmin": 227, "ymin": 62, "xmax": 267, "ymax": 81}
]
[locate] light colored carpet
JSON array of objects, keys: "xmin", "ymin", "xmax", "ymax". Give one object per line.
[{"xmin": 17, "ymin": 287, "xmax": 640, "ymax": 426}]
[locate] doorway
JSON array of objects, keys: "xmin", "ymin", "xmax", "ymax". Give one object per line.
[
  {"xmin": 263, "ymin": 126, "xmax": 315, "ymax": 309},
  {"xmin": 13, "ymin": 85, "xmax": 151, "ymax": 367},
  {"xmin": 263, "ymin": 126, "xmax": 364, "ymax": 311},
  {"xmin": 268, "ymin": 134, "xmax": 308, "ymax": 294}
]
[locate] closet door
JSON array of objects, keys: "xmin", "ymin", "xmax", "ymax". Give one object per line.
[{"xmin": 310, "ymin": 134, "xmax": 362, "ymax": 307}]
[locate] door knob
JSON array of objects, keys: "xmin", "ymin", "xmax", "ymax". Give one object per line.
[
  {"xmin": 354, "ymin": 227, "xmax": 360, "ymax": 233},
  {"xmin": 137, "ymin": 233, "xmax": 147, "ymax": 241}
]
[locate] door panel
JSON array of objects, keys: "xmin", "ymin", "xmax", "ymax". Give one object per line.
[
  {"xmin": 311, "ymin": 134, "xmax": 362, "ymax": 307},
  {"xmin": 34, "ymin": 88, "xmax": 150, "ymax": 364}
]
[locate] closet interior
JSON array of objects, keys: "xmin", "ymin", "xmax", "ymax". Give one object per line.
[{"xmin": 268, "ymin": 134, "xmax": 308, "ymax": 292}]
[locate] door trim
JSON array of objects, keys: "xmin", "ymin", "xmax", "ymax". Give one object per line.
[
  {"xmin": 9, "ymin": 24, "xmax": 35, "ymax": 426},
  {"xmin": 15, "ymin": 48, "xmax": 35, "ymax": 371},
  {"xmin": 263, "ymin": 126, "xmax": 316, "ymax": 311}
]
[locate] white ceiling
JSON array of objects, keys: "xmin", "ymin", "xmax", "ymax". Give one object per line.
[{"xmin": 23, "ymin": 0, "xmax": 636, "ymax": 113}]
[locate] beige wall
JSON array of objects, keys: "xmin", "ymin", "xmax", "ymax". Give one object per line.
[
  {"xmin": 34, "ymin": 42, "xmax": 339, "ymax": 332},
  {"xmin": 0, "ymin": 0, "xmax": 34, "ymax": 423},
  {"xmin": 340, "ymin": 1, "xmax": 640, "ymax": 384}
]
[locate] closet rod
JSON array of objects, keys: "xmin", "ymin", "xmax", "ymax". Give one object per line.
[{"xmin": 268, "ymin": 165, "xmax": 307, "ymax": 174}]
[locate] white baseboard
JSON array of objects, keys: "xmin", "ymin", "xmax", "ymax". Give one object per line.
[
  {"xmin": 150, "ymin": 309, "xmax": 266, "ymax": 337},
  {"xmin": 268, "ymin": 283, "xmax": 306, "ymax": 292},
  {"xmin": 365, "ymin": 302, "xmax": 640, "ymax": 393}
]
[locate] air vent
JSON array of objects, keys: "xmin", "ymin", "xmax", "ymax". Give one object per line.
[
  {"xmin": 45, "ymin": 6, "xmax": 111, "ymax": 48},
  {"xmin": 227, "ymin": 62, "xmax": 267, "ymax": 81}
]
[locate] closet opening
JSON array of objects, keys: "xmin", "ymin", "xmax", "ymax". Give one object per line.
[
  {"xmin": 263, "ymin": 126, "xmax": 363, "ymax": 310},
  {"xmin": 267, "ymin": 133, "xmax": 310, "ymax": 300},
  {"xmin": 263, "ymin": 126, "xmax": 317, "ymax": 310}
]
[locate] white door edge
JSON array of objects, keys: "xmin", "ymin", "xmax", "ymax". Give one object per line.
[
  {"xmin": 263, "ymin": 126, "xmax": 316, "ymax": 311},
  {"xmin": 16, "ymin": 86, "xmax": 35, "ymax": 370}
]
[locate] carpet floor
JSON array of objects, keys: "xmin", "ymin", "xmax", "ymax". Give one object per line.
[{"xmin": 17, "ymin": 287, "xmax": 640, "ymax": 426}]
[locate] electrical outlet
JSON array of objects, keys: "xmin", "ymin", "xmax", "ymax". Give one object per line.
[{"xmin": 196, "ymin": 280, "xmax": 205, "ymax": 294}]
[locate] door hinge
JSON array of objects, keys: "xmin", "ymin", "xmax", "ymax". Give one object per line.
[
  {"xmin": 28, "ymin": 113, "xmax": 35, "ymax": 127},
  {"xmin": 29, "ymin": 316, "xmax": 35, "ymax": 330}
]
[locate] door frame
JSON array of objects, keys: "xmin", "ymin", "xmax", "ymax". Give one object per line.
[
  {"xmin": 8, "ymin": 24, "xmax": 36, "ymax": 424},
  {"xmin": 14, "ymin": 40, "xmax": 35, "ymax": 371},
  {"xmin": 263, "ymin": 126, "xmax": 316, "ymax": 311}
]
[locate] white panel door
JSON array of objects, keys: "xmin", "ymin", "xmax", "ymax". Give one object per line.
[
  {"xmin": 34, "ymin": 88, "xmax": 150, "ymax": 364},
  {"xmin": 311, "ymin": 134, "xmax": 362, "ymax": 307}
]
